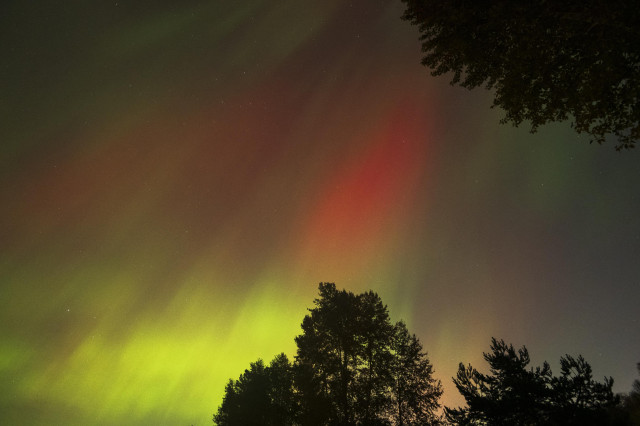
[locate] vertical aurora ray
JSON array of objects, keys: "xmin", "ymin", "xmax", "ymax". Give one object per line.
[
  {"xmin": 2, "ymin": 1, "xmax": 639, "ymax": 424},
  {"xmin": 2, "ymin": 3, "xmax": 438, "ymax": 423},
  {"xmin": 293, "ymin": 102, "xmax": 432, "ymax": 284}
]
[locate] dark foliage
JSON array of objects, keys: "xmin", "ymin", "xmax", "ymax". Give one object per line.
[
  {"xmin": 620, "ymin": 363, "xmax": 640, "ymax": 425},
  {"xmin": 445, "ymin": 338, "xmax": 552, "ymax": 425},
  {"xmin": 445, "ymin": 338, "xmax": 620, "ymax": 425},
  {"xmin": 214, "ymin": 283, "xmax": 442, "ymax": 425},
  {"xmin": 401, "ymin": 0, "xmax": 640, "ymax": 149},
  {"xmin": 295, "ymin": 283, "xmax": 442, "ymax": 425},
  {"xmin": 213, "ymin": 354, "xmax": 296, "ymax": 426},
  {"xmin": 549, "ymin": 355, "xmax": 618, "ymax": 425},
  {"xmin": 295, "ymin": 284, "xmax": 396, "ymax": 424},
  {"xmin": 391, "ymin": 321, "xmax": 443, "ymax": 425}
]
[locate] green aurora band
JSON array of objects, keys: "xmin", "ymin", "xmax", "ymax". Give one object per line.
[{"xmin": 2, "ymin": 1, "xmax": 639, "ymax": 424}]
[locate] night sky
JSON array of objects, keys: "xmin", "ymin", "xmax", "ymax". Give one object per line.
[{"xmin": 2, "ymin": 1, "xmax": 639, "ymax": 425}]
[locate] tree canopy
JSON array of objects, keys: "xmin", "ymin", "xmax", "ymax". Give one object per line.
[
  {"xmin": 213, "ymin": 283, "xmax": 443, "ymax": 425},
  {"xmin": 212, "ymin": 354, "xmax": 296, "ymax": 426},
  {"xmin": 295, "ymin": 283, "xmax": 443, "ymax": 425},
  {"xmin": 445, "ymin": 338, "xmax": 620, "ymax": 425},
  {"xmin": 401, "ymin": 0, "xmax": 640, "ymax": 149},
  {"xmin": 621, "ymin": 363, "xmax": 640, "ymax": 425},
  {"xmin": 213, "ymin": 285, "xmax": 638, "ymax": 425}
]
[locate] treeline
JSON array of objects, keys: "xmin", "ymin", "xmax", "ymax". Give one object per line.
[{"xmin": 213, "ymin": 283, "xmax": 640, "ymax": 425}]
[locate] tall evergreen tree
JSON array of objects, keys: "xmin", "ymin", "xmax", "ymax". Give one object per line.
[
  {"xmin": 294, "ymin": 283, "xmax": 442, "ymax": 425},
  {"xmin": 391, "ymin": 321, "xmax": 443, "ymax": 425},
  {"xmin": 295, "ymin": 283, "xmax": 363, "ymax": 424},
  {"xmin": 213, "ymin": 354, "xmax": 296, "ymax": 426},
  {"xmin": 354, "ymin": 290, "xmax": 396, "ymax": 424},
  {"xmin": 214, "ymin": 283, "xmax": 442, "ymax": 425},
  {"xmin": 268, "ymin": 353, "xmax": 298, "ymax": 425}
]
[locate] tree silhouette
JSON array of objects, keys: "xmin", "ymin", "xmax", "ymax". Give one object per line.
[
  {"xmin": 549, "ymin": 355, "xmax": 618, "ymax": 425},
  {"xmin": 353, "ymin": 290, "xmax": 397, "ymax": 424},
  {"xmin": 267, "ymin": 353, "xmax": 298, "ymax": 425},
  {"xmin": 391, "ymin": 321, "xmax": 443, "ymax": 425},
  {"xmin": 294, "ymin": 283, "xmax": 365, "ymax": 424},
  {"xmin": 213, "ymin": 354, "xmax": 296, "ymax": 426},
  {"xmin": 400, "ymin": 0, "xmax": 640, "ymax": 149},
  {"xmin": 293, "ymin": 283, "xmax": 443, "ymax": 425},
  {"xmin": 445, "ymin": 338, "xmax": 619, "ymax": 425},
  {"xmin": 445, "ymin": 338, "xmax": 551, "ymax": 425},
  {"xmin": 621, "ymin": 363, "xmax": 640, "ymax": 425},
  {"xmin": 214, "ymin": 283, "xmax": 442, "ymax": 425}
]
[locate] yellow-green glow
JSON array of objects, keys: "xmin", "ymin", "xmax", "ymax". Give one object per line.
[
  {"xmin": 3, "ymin": 1, "xmax": 639, "ymax": 424},
  {"xmin": 12, "ymin": 276, "xmax": 306, "ymax": 425}
]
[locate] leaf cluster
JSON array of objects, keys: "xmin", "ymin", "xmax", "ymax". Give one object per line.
[{"xmin": 401, "ymin": 0, "xmax": 640, "ymax": 149}]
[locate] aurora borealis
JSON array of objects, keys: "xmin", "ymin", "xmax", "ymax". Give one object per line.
[{"xmin": 2, "ymin": 1, "xmax": 639, "ymax": 424}]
